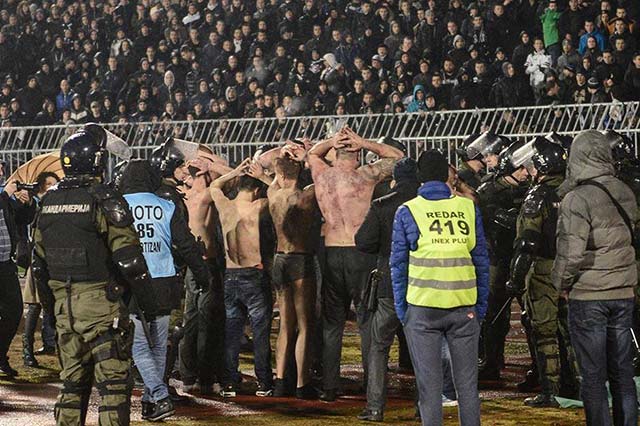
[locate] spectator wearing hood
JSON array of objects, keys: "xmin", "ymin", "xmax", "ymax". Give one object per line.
[
  {"xmin": 33, "ymin": 99, "xmax": 57, "ymax": 126},
  {"xmin": 494, "ymin": 62, "xmax": 533, "ymax": 107},
  {"xmin": 448, "ymin": 35, "xmax": 471, "ymax": 69},
  {"xmin": 120, "ymin": 160, "xmax": 212, "ymax": 422},
  {"xmin": 512, "ymin": 31, "xmax": 533, "ymax": 76},
  {"xmin": 552, "ymin": 130, "xmax": 638, "ymax": 426},
  {"xmin": 407, "ymin": 84, "xmax": 427, "ymax": 112}
]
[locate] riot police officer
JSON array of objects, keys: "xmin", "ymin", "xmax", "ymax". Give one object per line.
[
  {"xmin": 456, "ymin": 131, "xmax": 510, "ymax": 191},
  {"xmin": 33, "ymin": 126, "xmax": 154, "ymax": 426},
  {"xmin": 605, "ymin": 130, "xmax": 640, "ymax": 198},
  {"xmin": 150, "ymin": 138, "xmax": 190, "ymax": 219},
  {"xmin": 506, "ymin": 137, "xmax": 579, "ymax": 407},
  {"xmin": 476, "ymin": 141, "xmax": 530, "ymax": 381}
]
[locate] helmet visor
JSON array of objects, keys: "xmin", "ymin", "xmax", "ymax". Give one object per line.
[
  {"xmin": 466, "ymin": 131, "xmax": 501, "ymax": 160},
  {"xmin": 511, "ymin": 139, "xmax": 536, "ymax": 171}
]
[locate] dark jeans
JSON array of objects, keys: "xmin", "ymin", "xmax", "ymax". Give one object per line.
[
  {"xmin": 179, "ymin": 265, "xmax": 226, "ymax": 386},
  {"xmin": 405, "ymin": 305, "xmax": 480, "ymax": 426},
  {"xmin": 224, "ymin": 267, "xmax": 273, "ymax": 386},
  {"xmin": 322, "ymin": 247, "xmax": 375, "ymax": 391},
  {"xmin": 0, "ymin": 261, "xmax": 21, "ymax": 359},
  {"xmin": 569, "ymin": 298, "xmax": 638, "ymax": 426}
]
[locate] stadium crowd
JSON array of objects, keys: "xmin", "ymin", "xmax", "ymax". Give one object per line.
[{"xmin": 0, "ymin": 0, "xmax": 637, "ymax": 128}]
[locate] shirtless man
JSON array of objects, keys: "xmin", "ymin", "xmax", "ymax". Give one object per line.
[
  {"xmin": 308, "ymin": 127, "xmax": 403, "ymax": 401},
  {"xmin": 178, "ymin": 156, "xmax": 231, "ymax": 394},
  {"xmin": 210, "ymin": 159, "xmax": 274, "ymax": 397},
  {"xmin": 264, "ymin": 144, "xmax": 319, "ymax": 399}
]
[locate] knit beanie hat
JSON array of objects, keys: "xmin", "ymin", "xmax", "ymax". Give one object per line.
[{"xmin": 417, "ymin": 150, "xmax": 449, "ymax": 183}]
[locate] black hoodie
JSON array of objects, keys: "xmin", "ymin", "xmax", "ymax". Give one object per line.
[{"xmin": 120, "ymin": 160, "xmax": 211, "ymax": 316}]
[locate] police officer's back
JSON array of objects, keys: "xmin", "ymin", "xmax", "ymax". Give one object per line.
[{"xmin": 33, "ymin": 126, "xmax": 154, "ymax": 426}]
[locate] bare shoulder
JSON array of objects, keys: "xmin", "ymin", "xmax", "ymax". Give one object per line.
[{"xmin": 358, "ymin": 158, "xmax": 397, "ymax": 182}]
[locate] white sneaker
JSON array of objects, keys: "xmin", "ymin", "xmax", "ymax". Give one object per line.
[{"xmin": 442, "ymin": 395, "xmax": 458, "ymax": 407}]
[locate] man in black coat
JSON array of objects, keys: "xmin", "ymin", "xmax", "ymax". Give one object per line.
[
  {"xmin": 0, "ymin": 163, "xmax": 36, "ymax": 377},
  {"xmin": 354, "ymin": 158, "xmax": 419, "ymax": 422}
]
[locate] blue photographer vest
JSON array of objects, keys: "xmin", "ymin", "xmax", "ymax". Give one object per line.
[{"xmin": 123, "ymin": 192, "xmax": 176, "ymax": 279}]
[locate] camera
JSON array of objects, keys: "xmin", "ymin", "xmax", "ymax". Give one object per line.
[{"xmin": 16, "ymin": 182, "xmax": 38, "ymax": 192}]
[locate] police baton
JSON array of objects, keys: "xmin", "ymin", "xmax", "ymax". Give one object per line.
[
  {"xmin": 490, "ymin": 297, "xmax": 513, "ymax": 326},
  {"xmin": 131, "ymin": 294, "xmax": 154, "ymax": 349}
]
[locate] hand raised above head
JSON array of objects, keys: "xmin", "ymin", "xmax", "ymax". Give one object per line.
[{"xmin": 247, "ymin": 161, "xmax": 265, "ymax": 179}]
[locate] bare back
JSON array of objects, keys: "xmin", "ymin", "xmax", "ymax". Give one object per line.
[
  {"xmin": 212, "ymin": 188, "xmax": 266, "ymax": 269},
  {"xmin": 184, "ymin": 183, "xmax": 219, "ymax": 259},
  {"xmin": 314, "ymin": 167, "xmax": 377, "ymax": 247},
  {"xmin": 268, "ymin": 185, "xmax": 318, "ymax": 253}
]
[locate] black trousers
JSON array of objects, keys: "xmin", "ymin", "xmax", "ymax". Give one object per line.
[
  {"xmin": 179, "ymin": 263, "xmax": 226, "ymax": 385},
  {"xmin": 322, "ymin": 247, "xmax": 375, "ymax": 391},
  {"xmin": 0, "ymin": 261, "xmax": 22, "ymax": 359}
]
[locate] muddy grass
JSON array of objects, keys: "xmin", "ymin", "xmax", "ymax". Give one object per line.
[{"xmin": 1, "ymin": 313, "xmax": 586, "ymax": 425}]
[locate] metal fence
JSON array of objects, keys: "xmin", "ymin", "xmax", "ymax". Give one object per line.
[{"xmin": 1, "ymin": 101, "xmax": 639, "ymax": 174}]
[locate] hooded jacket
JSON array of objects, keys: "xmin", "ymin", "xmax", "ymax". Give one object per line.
[
  {"xmin": 390, "ymin": 181, "xmax": 490, "ymax": 323},
  {"xmin": 406, "ymin": 84, "xmax": 427, "ymax": 112},
  {"xmin": 120, "ymin": 160, "xmax": 211, "ymax": 316},
  {"xmin": 552, "ymin": 130, "xmax": 637, "ymax": 301}
]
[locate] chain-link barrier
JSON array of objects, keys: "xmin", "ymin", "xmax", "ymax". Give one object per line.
[{"xmin": 1, "ymin": 102, "xmax": 639, "ymax": 175}]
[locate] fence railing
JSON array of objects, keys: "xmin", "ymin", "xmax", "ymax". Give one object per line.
[{"xmin": 1, "ymin": 101, "xmax": 639, "ymax": 174}]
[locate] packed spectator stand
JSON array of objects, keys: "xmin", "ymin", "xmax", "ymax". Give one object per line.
[{"xmin": 0, "ymin": 0, "xmax": 637, "ymax": 131}]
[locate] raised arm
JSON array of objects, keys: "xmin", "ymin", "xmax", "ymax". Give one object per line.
[
  {"xmin": 211, "ymin": 158, "xmax": 250, "ymax": 190},
  {"xmin": 341, "ymin": 127, "xmax": 403, "ymax": 182},
  {"xmin": 247, "ymin": 161, "xmax": 274, "ymax": 186},
  {"xmin": 210, "ymin": 158, "xmax": 250, "ymax": 205},
  {"xmin": 256, "ymin": 146, "xmax": 285, "ymax": 172},
  {"xmin": 308, "ymin": 132, "xmax": 348, "ymax": 180}
]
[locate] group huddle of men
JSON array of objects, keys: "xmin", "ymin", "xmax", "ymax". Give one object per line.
[{"xmin": 4, "ymin": 121, "xmax": 639, "ymax": 426}]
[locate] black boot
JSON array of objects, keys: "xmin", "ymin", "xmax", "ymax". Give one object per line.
[
  {"xmin": 0, "ymin": 357, "xmax": 18, "ymax": 377},
  {"xmin": 517, "ymin": 367, "xmax": 540, "ymax": 393},
  {"xmin": 22, "ymin": 304, "xmax": 40, "ymax": 368}
]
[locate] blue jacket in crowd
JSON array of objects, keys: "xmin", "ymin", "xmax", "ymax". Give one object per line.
[{"xmin": 390, "ymin": 181, "xmax": 490, "ymax": 324}]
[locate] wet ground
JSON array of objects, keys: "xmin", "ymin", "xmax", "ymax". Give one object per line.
[{"xmin": 0, "ymin": 301, "xmax": 586, "ymax": 426}]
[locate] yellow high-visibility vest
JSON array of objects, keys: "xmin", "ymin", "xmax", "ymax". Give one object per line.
[{"xmin": 403, "ymin": 195, "xmax": 477, "ymax": 309}]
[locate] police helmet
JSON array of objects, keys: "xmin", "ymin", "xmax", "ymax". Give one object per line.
[
  {"xmin": 455, "ymin": 133, "xmax": 480, "ymax": 161},
  {"xmin": 532, "ymin": 137, "xmax": 567, "ymax": 176},
  {"xmin": 603, "ymin": 130, "xmax": 634, "ymax": 164},
  {"xmin": 150, "ymin": 138, "xmax": 186, "ymax": 178},
  {"xmin": 109, "ymin": 160, "xmax": 128, "ymax": 190},
  {"xmin": 60, "ymin": 128, "xmax": 107, "ymax": 177},
  {"xmin": 495, "ymin": 140, "xmax": 525, "ymax": 177},
  {"xmin": 458, "ymin": 131, "xmax": 510, "ymax": 162},
  {"xmin": 545, "ymin": 132, "xmax": 573, "ymax": 154}
]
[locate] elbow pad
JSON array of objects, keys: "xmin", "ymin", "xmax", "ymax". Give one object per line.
[
  {"xmin": 112, "ymin": 245, "xmax": 151, "ymax": 288},
  {"xmin": 510, "ymin": 236, "xmax": 538, "ymax": 287}
]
